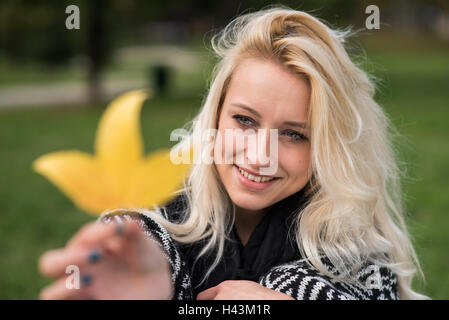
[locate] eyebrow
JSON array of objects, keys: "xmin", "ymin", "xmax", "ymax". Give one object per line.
[{"xmin": 231, "ymin": 103, "xmax": 308, "ymax": 129}]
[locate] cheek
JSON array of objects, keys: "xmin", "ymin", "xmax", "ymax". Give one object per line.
[{"xmin": 279, "ymin": 145, "xmax": 311, "ymax": 177}]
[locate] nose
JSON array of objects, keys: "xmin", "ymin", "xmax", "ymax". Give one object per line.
[{"xmin": 246, "ymin": 128, "xmax": 276, "ymax": 167}]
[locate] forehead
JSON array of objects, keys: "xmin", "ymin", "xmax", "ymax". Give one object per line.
[{"xmin": 224, "ymin": 57, "xmax": 310, "ymax": 119}]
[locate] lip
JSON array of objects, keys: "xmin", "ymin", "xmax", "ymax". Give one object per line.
[
  {"xmin": 236, "ymin": 165, "xmax": 279, "ymax": 178},
  {"xmin": 234, "ymin": 165, "xmax": 280, "ymax": 191}
]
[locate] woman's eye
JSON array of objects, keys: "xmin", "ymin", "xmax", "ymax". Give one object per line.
[
  {"xmin": 283, "ymin": 130, "xmax": 307, "ymax": 142},
  {"xmin": 232, "ymin": 115, "xmax": 254, "ymax": 126},
  {"xmin": 231, "ymin": 116, "xmax": 307, "ymax": 142}
]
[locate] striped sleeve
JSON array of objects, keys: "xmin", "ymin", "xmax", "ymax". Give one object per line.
[
  {"xmin": 97, "ymin": 210, "xmax": 193, "ymax": 300},
  {"xmin": 258, "ymin": 258, "xmax": 399, "ymax": 300}
]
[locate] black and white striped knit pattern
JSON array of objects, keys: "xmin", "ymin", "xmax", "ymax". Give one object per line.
[
  {"xmin": 259, "ymin": 258, "xmax": 399, "ymax": 300},
  {"xmin": 98, "ymin": 210, "xmax": 193, "ymax": 300},
  {"xmin": 98, "ymin": 211, "xmax": 398, "ymax": 300}
]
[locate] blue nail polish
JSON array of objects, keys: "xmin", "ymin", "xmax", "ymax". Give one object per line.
[
  {"xmin": 87, "ymin": 249, "xmax": 101, "ymax": 264},
  {"xmin": 115, "ymin": 224, "xmax": 125, "ymax": 236},
  {"xmin": 81, "ymin": 274, "xmax": 93, "ymax": 286}
]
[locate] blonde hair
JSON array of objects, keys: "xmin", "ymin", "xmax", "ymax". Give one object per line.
[{"xmin": 137, "ymin": 6, "xmax": 427, "ymax": 299}]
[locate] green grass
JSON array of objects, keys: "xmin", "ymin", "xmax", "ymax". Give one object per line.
[{"xmin": 0, "ymin": 36, "xmax": 448, "ymax": 299}]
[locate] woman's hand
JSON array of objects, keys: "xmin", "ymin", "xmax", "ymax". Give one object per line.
[
  {"xmin": 196, "ymin": 280, "xmax": 295, "ymax": 300},
  {"xmin": 38, "ymin": 219, "xmax": 173, "ymax": 300}
]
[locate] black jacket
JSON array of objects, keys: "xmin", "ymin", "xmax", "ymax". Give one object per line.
[{"xmin": 163, "ymin": 189, "xmax": 308, "ymax": 298}]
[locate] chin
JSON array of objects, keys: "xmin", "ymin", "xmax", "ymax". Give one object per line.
[{"xmin": 229, "ymin": 192, "xmax": 271, "ymax": 212}]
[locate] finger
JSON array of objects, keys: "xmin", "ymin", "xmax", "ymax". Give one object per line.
[
  {"xmin": 39, "ymin": 247, "xmax": 96, "ymax": 279},
  {"xmin": 40, "ymin": 221, "xmax": 143, "ymax": 278},
  {"xmin": 39, "ymin": 277, "xmax": 91, "ymax": 300},
  {"xmin": 66, "ymin": 219, "xmax": 140, "ymax": 249},
  {"xmin": 102, "ymin": 236, "xmax": 125, "ymax": 256},
  {"xmin": 196, "ymin": 286, "xmax": 218, "ymax": 300}
]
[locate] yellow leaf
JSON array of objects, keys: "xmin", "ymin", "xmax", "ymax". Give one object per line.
[
  {"xmin": 32, "ymin": 151, "xmax": 117, "ymax": 214},
  {"xmin": 32, "ymin": 89, "xmax": 191, "ymax": 215}
]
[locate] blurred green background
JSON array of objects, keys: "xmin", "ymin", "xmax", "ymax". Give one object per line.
[{"xmin": 0, "ymin": 0, "xmax": 448, "ymax": 299}]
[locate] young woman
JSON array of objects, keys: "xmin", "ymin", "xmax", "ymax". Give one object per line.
[{"xmin": 38, "ymin": 6, "xmax": 427, "ymax": 300}]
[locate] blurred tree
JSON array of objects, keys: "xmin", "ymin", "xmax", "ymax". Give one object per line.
[
  {"xmin": 0, "ymin": 0, "xmax": 446, "ymax": 103},
  {"xmin": 85, "ymin": 0, "xmax": 111, "ymax": 103}
]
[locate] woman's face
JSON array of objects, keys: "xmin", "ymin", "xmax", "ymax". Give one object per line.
[{"xmin": 214, "ymin": 57, "xmax": 312, "ymax": 213}]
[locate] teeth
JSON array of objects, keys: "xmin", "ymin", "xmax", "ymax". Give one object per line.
[{"xmin": 238, "ymin": 167, "xmax": 275, "ymax": 183}]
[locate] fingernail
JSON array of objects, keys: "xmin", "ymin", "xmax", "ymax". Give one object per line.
[
  {"xmin": 115, "ymin": 223, "xmax": 125, "ymax": 236},
  {"xmin": 87, "ymin": 249, "xmax": 101, "ymax": 264},
  {"xmin": 81, "ymin": 274, "xmax": 93, "ymax": 287}
]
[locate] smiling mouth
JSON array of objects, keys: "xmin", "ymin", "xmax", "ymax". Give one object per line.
[{"xmin": 235, "ymin": 165, "xmax": 280, "ymax": 183}]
